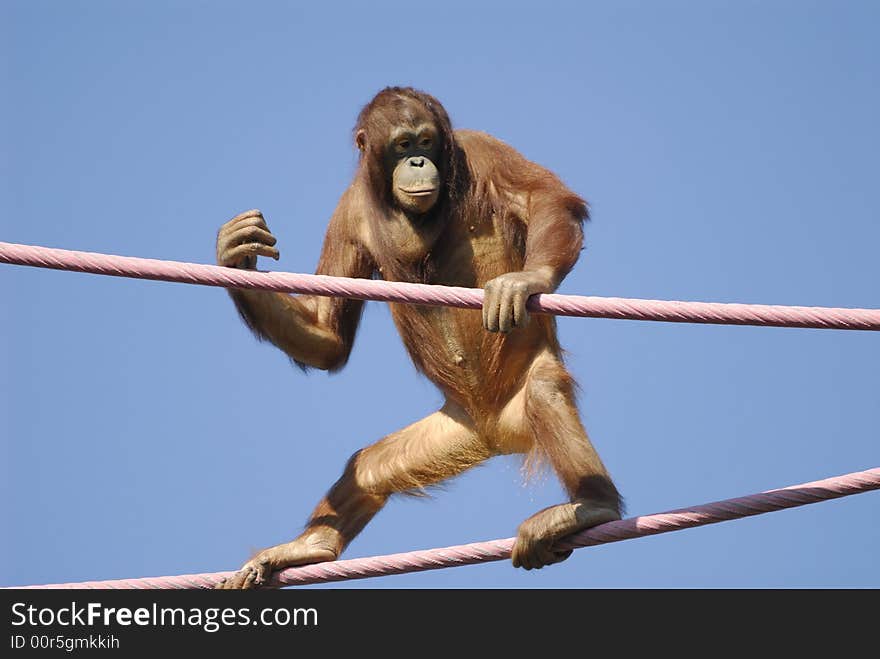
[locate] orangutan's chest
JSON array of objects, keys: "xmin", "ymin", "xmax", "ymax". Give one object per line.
[
  {"xmin": 429, "ymin": 214, "xmax": 513, "ymax": 288},
  {"xmin": 382, "ymin": 217, "xmax": 440, "ymax": 263},
  {"xmin": 370, "ymin": 212, "xmax": 513, "ymax": 287}
]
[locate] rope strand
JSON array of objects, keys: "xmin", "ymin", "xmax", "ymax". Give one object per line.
[
  {"xmin": 11, "ymin": 467, "xmax": 878, "ymax": 589},
  {"xmin": 2, "ymin": 241, "xmax": 879, "ymax": 330}
]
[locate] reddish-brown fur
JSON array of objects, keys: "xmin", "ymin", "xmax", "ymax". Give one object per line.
[{"xmin": 214, "ymin": 87, "xmax": 621, "ymax": 588}]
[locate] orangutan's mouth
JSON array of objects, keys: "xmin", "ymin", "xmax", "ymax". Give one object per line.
[{"xmin": 400, "ymin": 187, "xmax": 437, "ymax": 196}]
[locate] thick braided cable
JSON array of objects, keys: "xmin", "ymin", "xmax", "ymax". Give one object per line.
[
  {"xmin": 2, "ymin": 241, "xmax": 879, "ymax": 330},
  {"xmin": 12, "ymin": 467, "xmax": 879, "ymax": 589}
]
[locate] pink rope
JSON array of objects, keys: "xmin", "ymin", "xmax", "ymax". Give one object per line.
[
  {"xmin": 12, "ymin": 467, "xmax": 879, "ymax": 589},
  {"xmin": 1, "ymin": 241, "xmax": 879, "ymax": 330},
  {"xmin": 3, "ymin": 242, "xmax": 878, "ymax": 587}
]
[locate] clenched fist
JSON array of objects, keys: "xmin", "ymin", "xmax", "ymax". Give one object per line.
[{"xmin": 216, "ymin": 209, "xmax": 280, "ymax": 269}]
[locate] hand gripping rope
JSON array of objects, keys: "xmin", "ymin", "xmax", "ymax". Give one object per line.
[{"xmin": 1, "ymin": 240, "xmax": 878, "ymax": 589}]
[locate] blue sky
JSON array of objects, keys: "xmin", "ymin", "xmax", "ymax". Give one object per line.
[{"xmin": 2, "ymin": 0, "xmax": 877, "ymax": 588}]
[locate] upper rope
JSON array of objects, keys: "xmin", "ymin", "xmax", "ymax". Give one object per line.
[{"xmin": 1, "ymin": 241, "xmax": 879, "ymax": 330}]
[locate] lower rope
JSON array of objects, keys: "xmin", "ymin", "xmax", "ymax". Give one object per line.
[{"xmin": 11, "ymin": 466, "xmax": 878, "ymax": 589}]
